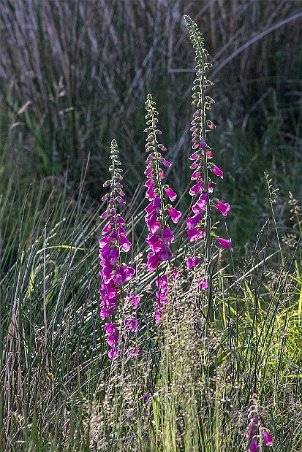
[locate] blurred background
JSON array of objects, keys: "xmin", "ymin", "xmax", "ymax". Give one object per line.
[{"xmin": 0, "ymin": 0, "xmax": 301, "ymax": 257}]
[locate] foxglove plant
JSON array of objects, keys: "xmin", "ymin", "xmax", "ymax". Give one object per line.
[
  {"xmin": 144, "ymin": 94, "xmax": 181, "ymax": 322},
  {"xmin": 184, "ymin": 16, "xmax": 231, "ymax": 283},
  {"xmin": 247, "ymin": 395, "xmax": 273, "ymax": 451},
  {"xmin": 99, "ymin": 140, "xmax": 140, "ymax": 359}
]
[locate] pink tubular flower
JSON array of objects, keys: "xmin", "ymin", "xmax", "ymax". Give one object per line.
[
  {"xmin": 211, "ymin": 164, "xmax": 224, "ymax": 178},
  {"xmin": 187, "ymin": 256, "xmax": 201, "ymax": 269},
  {"xmin": 165, "ymin": 187, "xmax": 177, "ymax": 201},
  {"xmin": 249, "ymin": 438, "xmax": 258, "ymax": 452},
  {"xmin": 168, "ymin": 207, "xmax": 182, "ymax": 223},
  {"xmin": 188, "ymin": 227, "xmax": 205, "ymax": 242},
  {"xmin": 217, "ymin": 237, "xmax": 232, "ymax": 249},
  {"xmin": 127, "ymin": 294, "xmax": 140, "ymax": 309},
  {"xmin": 262, "ymin": 430, "xmax": 273, "ymax": 447},
  {"xmin": 108, "ymin": 347, "xmax": 120, "ymax": 360},
  {"xmin": 105, "ymin": 323, "xmax": 117, "ymax": 335},
  {"xmin": 216, "ymin": 200, "xmax": 230, "ymax": 216},
  {"xmin": 124, "ymin": 317, "xmax": 139, "ymax": 332}
]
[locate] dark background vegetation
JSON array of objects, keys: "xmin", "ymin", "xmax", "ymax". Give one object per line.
[{"xmin": 0, "ymin": 0, "xmax": 301, "ymax": 256}]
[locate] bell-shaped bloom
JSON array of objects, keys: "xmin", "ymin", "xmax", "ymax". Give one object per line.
[
  {"xmin": 146, "ymin": 233, "xmax": 163, "ymax": 252},
  {"xmin": 186, "ymin": 213, "xmax": 202, "ymax": 229},
  {"xmin": 189, "ymin": 151, "xmax": 199, "ymax": 160},
  {"xmin": 158, "ymin": 244, "xmax": 173, "ymax": 262},
  {"xmin": 146, "ymin": 186, "xmax": 156, "ymax": 200},
  {"xmin": 168, "ymin": 207, "xmax": 182, "ymax": 224},
  {"xmin": 262, "ymin": 430, "xmax": 273, "ymax": 446},
  {"xmin": 162, "ymin": 158, "xmax": 172, "ymax": 168},
  {"xmin": 127, "ymin": 294, "xmax": 140, "ymax": 309},
  {"xmin": 249, "ymin": 438, "xmax": 258, "ymax": 452},
  {"xmin": 108, "ymin": 347, "xmax": 120, "ymax": 360},
  {"xmin": 216, "ymin": 200, "xmax": 230, "ymax": 216},
  {"xmin": 187, "ymin": 227, "xmax": 205, "ymax": 242},
  {"xmin": 211, "ymin": 165, "xmax": 224, "ymax": 178},
  {"xmin": 162, "ymin": 226, "xmax": 174, "ymax": 244},
  {"xmin": 147, "ymin": 252, "xmax": 160, "ymax": 271},
  {"xmin": 119, "ymin": 236, "xmax": 132, "ymax": 252},
  {"xmin": 191, "ymin": 170, "xmax": 201, "ymax": 180},
  {"xmin": 114, "ymin": 265, "xmax": 135, "ymax": 285},
  {"xmin": 129, "ymin": 347, "xmax": 139, "ymax": 357},
  {"xmin": 189, "ymin": 183, "xmax": 202, "ymax": 196},
  {"xmin": 217, "ymin": 237, "xmax": 232, "ymax": 249},
  {"xmin": 107, "ymin": 333, "xmax": 119, "ymax": 347},
  {"xmin": 124, "ymin": 317, "xmax": 138, "ymax": 332},
  {"xmin": 105, "ymin": 323, "xmax": 117, "ymax": 335},
  {"xmin": 199, "ymin": 141, "xmax": 207, "ymax": 149},
  {"xmin": 145, "ymin": 213, "xmax": 161, "ymax": 233},
  {"xmin": 186, "ymin": 256, "xmax": 201, "ymax": 269},
  {"xmin": 165, "ymin": 187, "xmax": 177, "ymax": 201}
]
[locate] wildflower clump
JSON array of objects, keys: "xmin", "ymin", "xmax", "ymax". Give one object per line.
[
  {"xmin": 184, "ymin": 15, "xmax": 231, "ymax": 284},
  {"xmin": 99, "ymin": 140, "xmax": 139, "ymax": 359}
]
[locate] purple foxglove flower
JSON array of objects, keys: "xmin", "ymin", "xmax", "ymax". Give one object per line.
[
  {"xmin": 189, "ymin": 151, "xmax": 199, "ymax": 160},
  {"xmin": 129, "ymin": 347, "xmax": 139, "ymax": 357},
  {"xmin": 162, "ymin": 158, "xmax": 172, "ymax": 168},
  {"xmin": 105, "ymin": 323, "xmax": 117, "ymax": 335},
  {"xmin": 108, "ymin": 347, "xmax": 120, "ymax": 360},
  {"xmin": 100, "ymin": 307, "xmax": 110, "ymax": 320},
  {"xmin": 189, "ymin": 183, "xmax": 202, "ymax": 196},
  {"xmin": 145, "ymin": 179, "xmax": 154, "ymax": 188},
  {"xmin": 216, "ymin": 200, "xmax": 230, "ymax": 216},
  {"xmin": 249, "ymin": 438, "xmax": 259, "ymax": 452},
  {"xmin": 145, "ymin": 214, "xmax": 161, "ymax": 233},
  {"xmin": 162, "ymin": 226, "xmax": 174, "ymax": 244},
  {"xmin": 190, "ymin": 162, "xmax": 199, "ymax": 169},
  {"xmin": 187, "ymin": 227, "xmax": 205, "ymax": 242},
  {"xmin": 186, "ymin": 213, "xmax": 202, "ymax": 229},
  {"xmin": 158, "ymin": 144, "xmax": 167, "ymax": 151},
  {"xmin": 191, "ymin": 170, "xmax": 201, "ymax": 180},
  {"xmin": 212, "ymin": 165, "xmax": 224, "ymax": 178},
  {"xmin": 147, "ymin": 252, "xmax": 160, "ymax": 271},
  {"xmin": 119, "ymin": 236, "xmax": 132, "ymax": 252},
  {"xmin": 128, "ymin": 294, "xmax": 140, "ymax": 309},
  {"xmin": 217, "ymin": 237, "xmax": 232, "ymax": 249},
  {"xmin": 262, "ymin": 430, "xmax": 273, "ymax": 446},
  {"xmin": 199, "ymin": 141, "xmax": 207, "ymax": 149},
  {"xmin": 158, "ymin": 244, "xmax": 173, "ymax": 262},
  {"xmin": 206, "ymin": 150, "xmax": 213, "ymax": 159},
  {"xmin": 155, "ymin": 311, "xmax": 162, "ymax": 323},
  {"xmin": 124, "ymin": 317, "xmax": 138, "ymax": 332},
  {"xmin": 101, "ymin": 222, "xmax": 112, "ymax": 234},
  {"xmin": 165, "ymin": 187, "xmax": 177, "ymax": 201},
  {"xmin": 187, "ymin": 256, "xmax": 201, "ymax": 269},
  {"xmin": 190, "ymin": 162, "xmax": 199, "ymax": 170},
  {"xmin": 146, "ymin": 186, "xmax": 156, "ymax": 200},
  {"xmin": 146, "ymin": 233, "xmax": 163, "ymax": 252},
  {"xmin": 114, "ymin": 265, "xmax": 135, "ymax": 285},
  {"xmin": 107, "ymin": 333, "xmax": 119, "ymax": 347},
  {"xmin": 168, "ymin": 207, "xmax": 182, "ymax": 224},
  {"xmin": 192, "ymin": 143, "xmax": 199, "ymax": 149}
]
